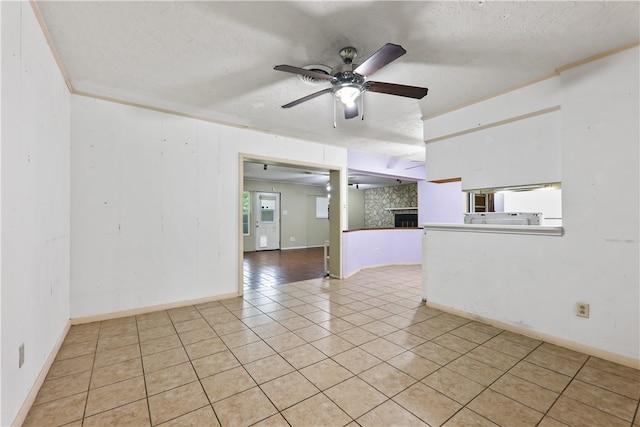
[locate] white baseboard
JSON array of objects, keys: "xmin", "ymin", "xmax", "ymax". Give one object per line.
[
  {"xmin": 280, "ymin": 245, "xmax": 324, "ymax": 251},
  {"xmin": 343, "ymin": 262, "xmax": 421, "ymax": 279},
  {"xmin": 425, "ymin": 300, "xmax": 640, "ymax": 370},
  {"xmin": 71, "ymin": 292, "xmax": 240, "ymax": 325},
  {"xmin": 13, "ymin": 320, "xmax": 71, "ymax": 427},
  {"xmin": 243, "ymin": 245, "xmax": 324, "ymax": 253}
]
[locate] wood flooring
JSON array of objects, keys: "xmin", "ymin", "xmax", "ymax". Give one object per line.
[{"xmin": 243, "ymin": 247, "xmax": 325, "ymax": 289}]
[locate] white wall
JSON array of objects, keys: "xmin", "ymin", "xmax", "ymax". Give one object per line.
[
  {"xmin": 343, "ymin": 228, "xmax": 422, "ymax": 277},
  {"xmin": 1, "ymin": 3, "xmax": 71, "ymax": 425},
  {"xmin": 423, "ymin": 47, "xmax": 639, "ymax": 363},
  {"xmin": 71, "ymin": 95, "xmax": 347, "ymax": 318},
  {"xmin": 425, "ymin": 78, "xmax": 561, "ymax": 191},
  {"xmin": 418, "ymin": 180, "xmax": 464, "ymax": 224},
  {"xmin": 1, "ymin": 4, "xmax": 4, "ymax": 422},
  {"xmin": 348, "ymin": 188, "xmax": 365, "ymax": 229}
]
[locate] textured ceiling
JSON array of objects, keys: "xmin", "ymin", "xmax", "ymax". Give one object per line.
[{"xmin": 35, "ymin": 1, "xmax": 639, "ymax": 162}]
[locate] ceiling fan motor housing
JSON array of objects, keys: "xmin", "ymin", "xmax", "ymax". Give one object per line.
[
  {"xmin": 331, "ymin": 50, "xmax": 365, "ymax": 97},
  {"xmin": 339, "ymin": 46, "xmax": 358, "ymax": 64}
]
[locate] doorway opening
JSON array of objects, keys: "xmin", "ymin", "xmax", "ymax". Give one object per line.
[{"xmin": 239, "ymin": 156, "xmax": 343, "ymax": 293}]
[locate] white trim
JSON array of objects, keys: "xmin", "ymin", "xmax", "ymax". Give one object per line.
[
  {"xmin": 343, "ymin": 262, "xmax": 421, "ymax": 279},
  {"xmin": 71, "ymin": 292, "xmax": 239, "ymax": 325},
  {"xmin": 281, "ymin": 245, "xmax": 325, "ymax": 251},
  {"xmin": 384, "ymin": 207, "xmax": 418, "ymax": 211},
  {"xmin": 423, "ymin": 223, "xmax": 564, "ymax": 236},
  {"xmin": 425, "ymin": 301, "xmax": 640, "ymax": 370},
  {"xmin": 12, "ymin": 320, "xmax": 71, "ymax": 427},
  {"xmin": 424, "ymin": 106, "xmax": 561, "ymax": 144}
]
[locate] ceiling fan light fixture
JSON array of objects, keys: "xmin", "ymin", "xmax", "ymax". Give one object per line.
[{"xmin": 333, "ymin": 84, "xmax": 362, "ymax": 107}]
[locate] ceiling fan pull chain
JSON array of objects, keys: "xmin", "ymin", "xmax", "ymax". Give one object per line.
[{"xmin": 333, "ymin": 97, "xmax": 337, "ymax": 129}]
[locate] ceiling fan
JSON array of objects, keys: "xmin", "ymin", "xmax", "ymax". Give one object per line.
[{"xmin": 274, "ymin": 43, "xmax": 428, "ymax": 125}]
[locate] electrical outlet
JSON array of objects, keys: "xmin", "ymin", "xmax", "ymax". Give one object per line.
[
  {"xmin": 374, "ymin": 248, "xmax": 380, "ymax": 253},
  {"xmin": 290, "ymin": 236, "xmax": 296, "ymax": 242},
  {"xmin": 19, "ymin": 343, "xmax": 25, "ymax": 368},
  {"xmin": 577, "ymin": 302, "xmax": 590, "ymax": 318}
]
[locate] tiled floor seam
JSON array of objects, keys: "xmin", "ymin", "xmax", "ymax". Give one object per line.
[
  {"xmin": 632, "ymin": 399, "xmax": 640, "ymax": 426},
  {"xmin": 134, "ymin": 320, "xmax": 154, "ymax": 427},
  {"xmin": 28, "ymin": 264, "xmax": 640, "ymax": 427},
  {"xmin": 469, "ymin": 336, "xmax": 574, "ymax": 421},
  {"xmin": 533, "ymin": 352, "xmax": 596, "ymax": 426},
  {"xmin": 80, "ymin": 324, "xmax": 101, "ymax": 425},
  {"xmin": 428, "ymin": 330, "xmax": 545, "ymax": 426},
  {"xmin": 569, "ymin": 357, "xmax": 640, "ymax": 423},
  {"xmin": 172, "ymin": 311, "xmax": 228, "ymax": 427}
]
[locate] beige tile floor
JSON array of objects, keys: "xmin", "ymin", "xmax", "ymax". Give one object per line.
[{"xmin": 24, "ymin": 265, "xmax": 640, "ymax": 426}]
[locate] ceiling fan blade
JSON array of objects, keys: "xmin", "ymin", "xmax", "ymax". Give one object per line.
[
  {"xmin": 344, "ymin": 103, "xmax": 359, "ymax": 120},
  {"xmin": 282, "ymin": 88, "xmax": 332, "ymax": 108},
  {"xmin": 274, "ymin": 65, "xmax": 334, "ymax": 81},
  {"xmin": 353, "ymin": 43, "xmax": 406, "ymax": 77},
  {"xmin": 365, "ymin": 81, "xmax": 428, "ymax": 99}
]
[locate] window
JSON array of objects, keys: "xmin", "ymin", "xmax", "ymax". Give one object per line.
[
  {"xmin": 469, "ymin": 193, "xmax": 495, "ymax": 213},
  {"xmin": 259, "ymin": 195, "xmax": 276, "ymax": 223},
  {"xmin": 466, "ymin": 184, "xmax": 562, "ymax": 226},
  {"xmin": 242, "ymin": 191, "xmax": 251, "ymax": 236},
  {"xmin": 316, "ymin": 196, "xmax": 329, "ymax": 219}
]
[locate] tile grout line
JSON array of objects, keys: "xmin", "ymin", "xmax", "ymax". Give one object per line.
[
  {"xmin": 30, "ymin": 264, "xmax": 639, "ymax": 427},
  {"xmin": 194, "ymin": 302, "xmax": 242, "ymax": 427},
  {"xmin": 547, "ymin": 355, "xmax": 640, "ymax": 424},
  {"xmin": 249, "ymin": 272, "xmax": 639, "ymax": 426},
  {"xmin": 253, "ymin": 298, "xmax": 436, "ymax": 425},
  {"xmin": 632, "ymin": 399, "xmax": 640, "ymax": 426},
  {"xmin": 236, "ymin": 306, "xmax": 345, "ymax": 425},
  {"xmin": 445, "ymin": 336, "xmax": 547, "ymax": 426},
  {"xmin": 389, "ymin": 319, "xmax": 493, "ymax": 427},
  {"xmin": 80, "ymin": 327, "xmax": 99, "ymax": 427},
  {"xmin": 135, "ymin": 315, "xmax": 154, "ymax": 427},
  {"xmin": 534, "ymin": 353, "xmax": 592, "ymax": 425}
]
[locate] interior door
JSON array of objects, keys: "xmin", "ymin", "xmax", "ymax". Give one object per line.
[{"xmin": 254, "ymin": 192, "xmax": 280, "ymax": 251}]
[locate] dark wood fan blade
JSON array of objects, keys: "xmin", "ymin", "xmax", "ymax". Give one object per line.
[
  {"xmin": 365, "ymin": 81, "xmax": 428, "ymax": 99},
  {"xmin": 353, "ymin": 43, "xmax": 406, "ymax": 77},
  {"xmin": 344, "ymin": 103, "xmax": 359, "ymax": 119},
  {"xmin": 274, "ymin": 65, "xmax": 334, "ymax": 81},
  {"xmin": 282, "ymin": 88, "xmax": 332, "ymax": 108}
]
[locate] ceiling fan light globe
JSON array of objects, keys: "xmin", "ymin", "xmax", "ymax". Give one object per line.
[{"xmin": 334, "ymin": 85, "xmax": 362, "ymax": 107}]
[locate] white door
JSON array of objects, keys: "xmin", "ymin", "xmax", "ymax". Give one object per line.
[{"xmin": 254, "ymin": 192, "xmax": 280, "ymax": 251}]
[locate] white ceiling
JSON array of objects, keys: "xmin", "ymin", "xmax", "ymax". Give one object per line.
[{"xmin": 35, "ymin": 1, "xmax": 639, "ymax": 162}]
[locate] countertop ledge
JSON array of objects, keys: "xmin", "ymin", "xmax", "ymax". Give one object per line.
[{"xmin": 422, "ymin": 223, "xmax": 564, "ymax": 236}]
